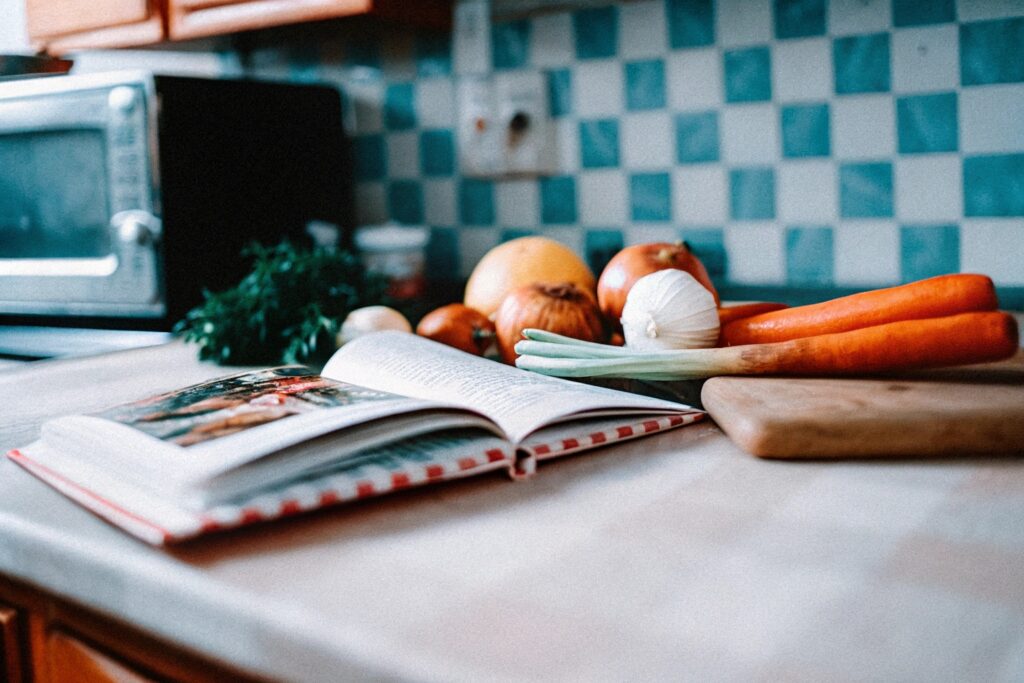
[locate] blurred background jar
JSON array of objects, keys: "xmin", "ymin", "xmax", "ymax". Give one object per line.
[{"xmin": 354, "ymin": 223, "xmax": 429, "ymax": 302}]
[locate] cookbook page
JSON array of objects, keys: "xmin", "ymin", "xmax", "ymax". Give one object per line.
[{"xmin": 322, "ymin": 332, "xmax": 696, "ymax": 444}]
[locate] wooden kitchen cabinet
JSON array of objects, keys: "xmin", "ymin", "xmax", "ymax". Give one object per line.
[
  {"xmin": 0, "ymin": 574, "xmax": 261, "ymax": 682},
  {"xmin": 29, "ymin": 0, "xmax": 451, "ymax": 54},
  {"xmin": 166, "ymin": 0, "xmax": 451, "ymax": 41},
  {"xmin": 27, "ymin": 0, "xmax": 165, "ymax": 54}
]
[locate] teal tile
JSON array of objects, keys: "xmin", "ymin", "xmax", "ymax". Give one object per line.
[
  {"xmin": 585, "ymin": 229, "xmax": 625, "ymax": 274},
  {"xmin": 893, "ymin": 0, "xmax": 955, "ymax": 27},
  {"xmin": 680, "ymin": 227, "xmax": 726, "ymax": 277},
  {"xmin": 354, "ymin": 134, "xmax": 386, "ymax": 181},
  {"xmin": 833, "ymin": 33, "xmax": 891, "ymax": 94},
  {"xmin": 287, "ymin": 43, "xmax": 320, "ymax": 83},
  {"xmin": 501, "ymin": 228, "xmax": 535, "ymax": 242},
  {"xmin": 675, "ymin": 111, "xmax": 720, "ymax": 163},
  {"xmin": 346, "ymin": 31, "xmax": 382, "ymax": 71},
  {"xmin": 897, "ymin": 92, "xmax": 958, "ymax": 154},
  {"xmin": 667, "ymin": 0, "xmax": 715, "ymax": 49},
  {"xmin": 459, "ymin": 179, "xmax": 496, "ymax": 225},
  {"xmin": 548, "ymin": 69, "xmax": 572, "ymax": 118},
  {"xmin": 785, "ymin": 226, "xmax": 834, "ymax": 285},
  {"xmin": 388, "ymin": 181, "xmax": 424, "ymax": 224},
  {"xmin": 579, "ymin": 119, "xmax": 620, "ymax": 168},
  {"xmin": 900, "ymin": 225, "xmax": 959, "ymax": 282},
  {"xmin": 492, "ymin": 20, "xmax": 531, "ymax": 71},
  {"xmin": 630, "ymin": 173, "xmax": 672, "ymax": 221},
  {"xmin": 384, "ymin": 83, "xmax": 416, "ymax": 130},
  {"xmin": 540, "ymin": 176, "xmax": 578, "ymax": 224},
  {"xmin": 963, "ymin": 154, "xmax": 1024, "ymax": 216},
  {"xmin": 625, "ymin": 60, "xmax": 667, "ymax": 111},
  {"xmin": 960, "ymin": 18, "xmax": 1024, "ymax": 86},
  {"xmin": 724, "ymin": 47, "xmax": 772, "ymax": 103},
  {"xmin": 415, "ymin": 30, "xmax": 452, "ymax": 77},
  {"xmin": 420, "ymin": 129, "xmax": 455, "ymax": 177},
  {"xmin": 781, "ymin": 103, "xmax": 831, "ymax": 158},
  {"xmin": 730, "ymin": 168, "xmax": 776, "ymax": 220},
  {"xmin": 426, "ymin": 227, "xmax": 459, "ymax": 275},
  {"xmin": 839, "ymin": 162, "xmax": 894, "ymax": 218},
  {"xmin": 574, "ymin": 6, "xmax": 619, "ymax": 60},
  {"xmin": 774, "ymin": 0, "xmax": 826, "ymax": 40}
]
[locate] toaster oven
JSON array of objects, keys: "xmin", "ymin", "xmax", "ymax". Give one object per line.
[{"xmin": 0, "ymin": 71, "xmax": 351, "ymax": 351}]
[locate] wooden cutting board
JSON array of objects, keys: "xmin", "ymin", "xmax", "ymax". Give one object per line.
[{"xmin": 700, "ymin": 350, "xmax": 1024, "ymax": 458}]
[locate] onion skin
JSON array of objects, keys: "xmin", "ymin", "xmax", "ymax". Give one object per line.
[
  {"xmin": 416, "ymin": 303, "xmax": 495, "ymax": 356},
  {"xmin": 597, "ymin": 242, "xmax": 720, "ymax": 327},
  {"xmin": 495, "ymin": 283, "xmax": 606, "ymax": 364}
]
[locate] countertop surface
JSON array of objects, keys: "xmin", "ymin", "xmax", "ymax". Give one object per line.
[{"xmin": 2, "ymin": 342, "xmax": 1024, "ymax": 681}]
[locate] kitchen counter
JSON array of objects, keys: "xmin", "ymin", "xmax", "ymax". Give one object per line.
[{"xmin": 2, "ymin": 342, "xmax": 1024, "ymax": 681}]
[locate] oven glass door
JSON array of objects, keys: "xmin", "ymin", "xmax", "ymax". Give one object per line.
[{"xmin": 0, "ymin": 128, "xmax": 112, "ymax": 260}]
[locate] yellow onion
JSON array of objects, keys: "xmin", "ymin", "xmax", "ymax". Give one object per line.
[
  {"xmin": 416, "ymin": 303, "xmax": 495, "ymax": 356},
  {"xmin": 494, "ymin": 283, "xmax": 605, "ymax": 364}
]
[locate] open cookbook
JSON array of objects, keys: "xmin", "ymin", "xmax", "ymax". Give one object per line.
[{"xmin": 8, "ymin": 331, "xmax": 703, "ymax": 545}]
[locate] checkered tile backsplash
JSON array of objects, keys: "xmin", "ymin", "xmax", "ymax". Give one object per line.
[{"xmin": 239, "ymin": 0, "xmax": 1024, "ymax": 296}]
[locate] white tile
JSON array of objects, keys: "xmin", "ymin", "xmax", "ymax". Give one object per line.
[
  {"xmin": 720, "ymin": 104, "xmax": 780, "ymax": 164},
  {"xmin": 347, "ymin": 78, "xmax": 384, "ymax": 135},
  {"xmin": 69, "ymin": 49, "xmax": 225, "ymax": 77},
  {"xmin": 458, "ymin": 227, "xmax": 502, "ymax": 277},
  {"xmin": 960, "ymin": 219, "xmax": 1024, "ymax": 285},
  {"xmin": 957, "ymin": 0, "xmax": 1024, "ymax": 21},
  {"xmin": 724, "ymin": 223, "xmax": 785, "ymax": 284},
  {"xmin": 891, "ymin": 25, "xmax": 959, "ymax": 94},
  {"xmin": 667, "ymin": 48, "xmax": 723, "ymax": 111},
  {"xmin": 829, "ymin": 0, "xmax": 892, "ymax": 35},
  {"xmin": 620, "ymin": 0, "xmax": 667, "ymax": 59},
  {"xmin": 531, "ymin": 11, "xmax": 574, "ymax": 68},
  {"xmin": 895, "ymin": 155, "xmax": 962, "ymax": 222},
  {"xmin": 574, "ymin": 60, "xmax": 625, "ymax": 117},
  {"xmin": 718, "ymin": 0, "xmax": 772, "ymax": 47},
  {"xmin": 777, "ymin": 160, "xmax": 838, "ymax": 223},
  {"xmin": 773, "ymin": 38, "xmax": 834, "ymax": 102},
  {"xmin": 540, "ymin": 226, "xmax": 586, "ymax": 257},
  {"xmin": 621, "ymin": 111, "xmax": 674, "ymax": 169},
  {"xmin": 354, "ymin": 182, "xmax": 387, "ymax": 226},
  {"xmin": 416, "ymin": 77, "xmax": 456, "ymax": 128},
  {"xmin": 625, "ymin": 224, "xmax": 679, "ymax": 245},
  {"xmin": 496, "ymin": 179, "xmax": 539, "ymax": 227},
  {"xmin": 386, "ymin": 131, "xmax": 419, "ymax": 179},
  {"xmin": 673, "ymin": 167, "xmax": 729, "ymax": 224},
  {"xmin": 960, "ymin": 84, "xmax": 1024, "ymax": 154},
  {"xmin": 832, "ymin": 95, "xmax": 895, "ymax": 159},
  {"xmin": 579, "ymin": 171, "xmax": 628, "ymax": 226},
  {"xmin": 833, "ymin": 221, "xmax": 900, "ymax": 286},
  {"xmin": 423, "ymin": 178, "xmax": 457, "ymax": 226},
  {"xmin": 555, "ymin": 117, "xmax": 580, "ymax": 173}
]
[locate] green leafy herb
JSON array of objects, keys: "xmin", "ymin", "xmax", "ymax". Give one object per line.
[{"xmin": 174, "ymin": 242, "xmax": 385, "ymax": 366}]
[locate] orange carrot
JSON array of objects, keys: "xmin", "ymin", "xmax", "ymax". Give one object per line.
[
  {"xmin": 733, "ymin": 311, "xmax": 1018, "ymax": 376},
  {"xmin": 717, "ymin": 302, "xmax": 789, "ymax": 327},
  {"xmin": 721, "ymin": 274, "xmax": 998, "ymax": 346}
]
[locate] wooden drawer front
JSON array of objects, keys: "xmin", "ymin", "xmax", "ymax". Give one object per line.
[
  {"xmin": 47, "ymin": 630, "xmax": 156, "ymax": 683},
  {"xmin": 26, "ymin": 0, "xmax": 153, "ymax": 39},
  {"xmin": 1, "ymin": 604, "xmax": 25, "ymax": 683}
]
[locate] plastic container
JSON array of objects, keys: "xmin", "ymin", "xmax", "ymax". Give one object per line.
[{"xmin": 354, "ymin": 223, "xmax": 430, "ymax": 300}]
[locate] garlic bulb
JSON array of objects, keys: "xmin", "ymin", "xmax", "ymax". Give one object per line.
[
  {"xmin": 620, "ymin": 269, "xmax": 719, "ymax": 351},
  {"xmin": 337, "ymin": 306, "xmax": 412, "ymax": 346}
]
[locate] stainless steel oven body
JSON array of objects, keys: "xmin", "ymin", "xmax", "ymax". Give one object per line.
[{"xmin": 0, "ymin": 72, "xmax": 164, "ymax": 318}]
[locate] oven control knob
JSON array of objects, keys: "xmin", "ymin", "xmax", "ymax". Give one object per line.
[
  {"xmin": 112, "ymin": 211, "xmax": 161, "ymax": 246},
  {"xmin": 108, "ymin": 86, "xmax": 138, "ymax": 113}
]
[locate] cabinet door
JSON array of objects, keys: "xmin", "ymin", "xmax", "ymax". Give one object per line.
[
  {"xmin": 27, "ymin": 0, "xmax": 165, "ymax": 54},
  {"xmin": 167, "ymin": 0, "xmax": 451, "ymax": 41},
  {"xmin": 0, "ymin": 604, "xmax": 25, "ymax": 683},
  {"xmin": 47, "ymin": 629, "xmax": 156, "ymax": 683}
]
